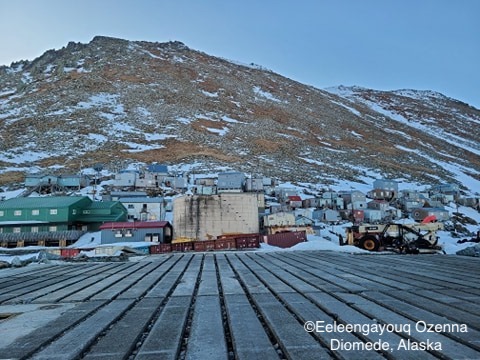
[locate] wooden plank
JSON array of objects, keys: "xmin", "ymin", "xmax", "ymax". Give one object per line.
[
  {"xmin": 61, "ymin": 262, "xmax": 149, "ymax": 302},
  {"xmin": 223, "ymin": 294, "xmax": 279, "ymax": 360},
  {"xmin": 360, "ymin": 290, "xmax": 480, "ymax": 352},
  {"xmin": 185, "ymin": 295, "xmax": 227, "ymax": 360},
  {"xmin": 216, "ymin": 254, "xmax": 279, "ymax": 359},
  {"xmin": 305, "ymin": 291, "xmax": 433, "ymax": 360},
  {"xmin": 30, "ymin": 299, "xmax": 134, "ymax": 360},
  {"xmin": 82, "ymin": 297, "xmax": 164, "ymax": 360},
  {"xmin": 116, "ymin": 256, "xmax": 181, "ymax": 300},
  {"xmin": 250, "ymin": 293, "xmax": 332, "ymax": 359},
  {"xmin": 335, "ymin": 292, "xmax": 480, "ymax": 359},
  {"xmin": 0, "ymin": 300, "xmax": 107, "ymax": 359},
  {"xmin": 89, "ymin": 261, "xmax": 171, "ymax": 301},
  {"xmin": 382, "ymin": 290, "xmax": 480, "ymax": 329},
  {"xmin": 135, "ymin": 296, "xmax": 192, "ymax": 360}
]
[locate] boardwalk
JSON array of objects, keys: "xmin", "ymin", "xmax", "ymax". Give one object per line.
[{"xmin": 0, "ymin": 251, "xmax": 479, "ymax": 359}]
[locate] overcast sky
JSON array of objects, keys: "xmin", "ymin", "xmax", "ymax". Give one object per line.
[{"xmin": 1, "ymin": 0, "xmax": 479, "ymax": 108}]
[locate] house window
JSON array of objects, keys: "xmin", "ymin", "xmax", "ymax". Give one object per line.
[
  {"xmin": 32, "ymin": 209, "xmax": 40, "ymax": 216},
  {"xmin": 13, "ymin": 227, "xmax": 21, "ymax": 233},
  {"xmin": 50, "ymin": 209, "xmax": 58, "ymax": 215},
  {"xmin": 0, "ymin": 211, "xmax": 3, "ymax": 217},
  {"xmin": 72, "ymin": 209, "xmax": 77, "ymax": 215},
  {"xmin": 49, "ymin": 226, "xmax": 57, "ymax": 232},
  {"xmin": 14, "ymin": 210, "xmax": 22, "ymax": 216},
  {"xmin": 114, "ymin": 230, "xmax": 122, "ymax": 237},
  {"xmin": 128, "ymin": 204, "xmax": 135, "ymax": 209},
  {"xmin": 31, "ymin": 226, "xmax": 39, "ymax": 233},
  {"xmin": 124, "ymin": 230, "xmax": 133, "ymax": 237}
]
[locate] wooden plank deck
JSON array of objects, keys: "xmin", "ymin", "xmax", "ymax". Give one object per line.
[{"xmin": 0, "ymin": 251, "xmax": 479, "ymax": 359}]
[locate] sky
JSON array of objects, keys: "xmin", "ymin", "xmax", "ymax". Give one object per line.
[{"xmin": 0, "ymin": 0, "xmax": 479, "ymax": 108}]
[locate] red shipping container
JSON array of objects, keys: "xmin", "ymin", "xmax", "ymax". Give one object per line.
[
  {"xmin": 150, "ymin": 243, "xmax": 172, "ymax": 254},
  {"xmin": 194, "ymin": 240, "xmax": 216, "ymax": 252},
  {"xmin": 160, "ymin": 243, "xmax": 172, "ymax": 253},
  {"xmin": 235, "ymin": 237, "xmax": 248, "ymax": 249},
  {"xmin": 60, "ymin": 248, "xmax": 81, "ymax": 258},
  {"xmin": 264, "ymin": 231, "xmax": 307, "ymax": 249},
  {"xmin": 183, "ymin": 242, "xmax": 194, "ymax": 251},
  {"xmin": 215, "ymin": 238, "xmax": 236, "ymax": 250},
  {"xmin": 171, "ymin": 242, "xmax": 184, "ymax": 252},
  {"xmin": 246, "ymin": 237, "xmax": 260, "ymax": 248},
  {"xmin": 194, "ymin": 241, "xmax": 206, "ymax": 251}
]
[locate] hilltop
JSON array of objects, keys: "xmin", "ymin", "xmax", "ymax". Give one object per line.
[{"xmin": 0, "ymin": 36, "xmax": 479, "ymax": 193}]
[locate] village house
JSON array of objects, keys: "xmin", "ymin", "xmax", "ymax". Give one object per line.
[
  {"xmin": 363, "ymin": 209, "xmax": 383, "ymax": 223},
  {"xmin": 0, "ymin": 196, "xmax": 127, "ymax": 247},
  {"xmin": 411, "ymin": 207, "xmax": 450, "ymax": 222},
  {"xmin": 287, "ymin": 195, "xmax": 302, "ymax": 210},
  {"xmin": 217, "ymin": 172, "xmax": 245, "ymax": 193},
  {"xmin": 275, "ymin": 187, "xmax": 298, "ymax": 203},
  {"xmin": 339, "ymin": 190, "xmax": 367, "ymax": 210},
  {"xmin": 25, "ymin": 173, "xmax": 59, "ymax": 187},
  {"xmin": 245, "ymin": 176, "xmax": 264, "ymax": 192},
  {"xmin": 135, "ymin": 164, "xmax": 169, "ymax": 189},
  {"xmin": 373, "ymin": 179, "xmax": 399, "ymax": 198},
  {"xmin": 430, "ymin": 183, "xmax": 460, "ymax": 196},
  {"xmin": 113, "ymin": 170, "xmax": 139, "ymax": 189},
  {"xmin": 119, "ymin": 197, "xmax": 166, "ymax": 222},
  {"xmin": 367, "ymin": 188, "xmax": 396, "ymax": 201},
  {"xmin": 194, "ymin": 177, "xmax": 216, "ymax": 186},
  {"xmin": 312, "ymin": 208, "xmax": 341, "ymax": 223},
  {"xmin": 105, "ymin": 191, "xmax": 148, "ymax": 201},
  {"xmin": 99, "ymin": 221, "xmax": 173, "ymax": 244}
]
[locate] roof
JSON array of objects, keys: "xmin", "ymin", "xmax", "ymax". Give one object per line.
[
  {"xmin": 288, "ymin": 195, "xmax": 302, "ymax": 201},
  {"xmin": 146, "ymin": 164, "xmax": 168, "ymax": 173},
  {"xmin": 0, "ymin": 196, "xmax": 90, "ymax": 209},
  {"xmin": 99, "ymin": 221, "xmax": 171, "ymax": 230},
  {"xmin": 119, "ymin": 197, "xmax": 163, "ymax": 203},
  {"xmin": 87, "ymin": 201, "xmax": 120, "ymax": 209}
]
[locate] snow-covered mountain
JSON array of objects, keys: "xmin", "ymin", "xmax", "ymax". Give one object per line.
[{"xmin": 1, "ymin": 36, "xmax": 479, "ymax": 193}]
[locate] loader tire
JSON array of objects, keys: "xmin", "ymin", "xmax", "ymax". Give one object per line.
[{"xmin": 360, "ymin": 236, "xmax": 380, "ymax": 251}]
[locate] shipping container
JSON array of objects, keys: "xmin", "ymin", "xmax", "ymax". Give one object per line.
[
  {"xmin": 150, "ymin": 243, "xmax": 172, "ymax": 254},
  {"xmin": 235, "ymin": 235, "xmax": 260, "ymax": 249},
  {"xmin": 214, "ymin": 238, "xmax": 236, "ymax": 250},
  {"xmin": 263, "ymin": 231, "xmax": 307, "ymax": 248},
  {"xmin": 193, "ymin": 240, "xmax": 216, "ymax": 252},
  {"xmin": 171, "ymin": 242, "xmax": 194, "ymax": 252},
  {"xmin": 60, "ymin": 248, "xmax": 81, "ymax": 258}
]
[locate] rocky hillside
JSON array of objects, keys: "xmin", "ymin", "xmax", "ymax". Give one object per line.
[{"xmin": 1, "ymin": 36, "xmax": 479, "ymax": 192}]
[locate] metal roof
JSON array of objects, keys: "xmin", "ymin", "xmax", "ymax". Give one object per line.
[
  {"xmin": 0, "ymin": 196, "xmax": 89, "ymax": 209},
  {"xmin": 119, "ymin": 197, "xmax": 163, "ymax": 203},
  {"xmin": 99, "ymin": 221, "xmax": 171, "ymax": 230}
]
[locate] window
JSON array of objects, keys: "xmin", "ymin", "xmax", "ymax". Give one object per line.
[
  {"xmin": 114, "ymin": 230, "xmax": 122, "ymax": 237},
  {"xmin": 50, "ymin": 209, "xmax": 58, "ymax": 215},
  {"xmin": 72, "ymin": 209, "xmax": 77, "ymax": 215},
  {"xmin": 13, "ymin": 227, "xmax": 21, "ymax": 233},
  {"xmin": 31, "ymin": 226, "xmax": 39, "ymax": 233},
  {"xmin": 128, "ymin": 204, "xmax": 135, "ymax": 209},
  {"xmin": 0, "ymin": 211, "xmax": 3, "ymax": 217},
  {"xmin": 49, "ymin": 226, "xmax": 57, "ymax": 232},
  {"xmin": 32, "ymin": 209, "xmax": 40, "ymax": 216},
  {"xmin": 14, "ymin": 210, "xmax": 22, "ymax": 216}
]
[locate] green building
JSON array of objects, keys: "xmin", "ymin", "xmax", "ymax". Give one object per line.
[{"xmin": 0, "ymin": 196, "xmax": 127, "ymax": 235}]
